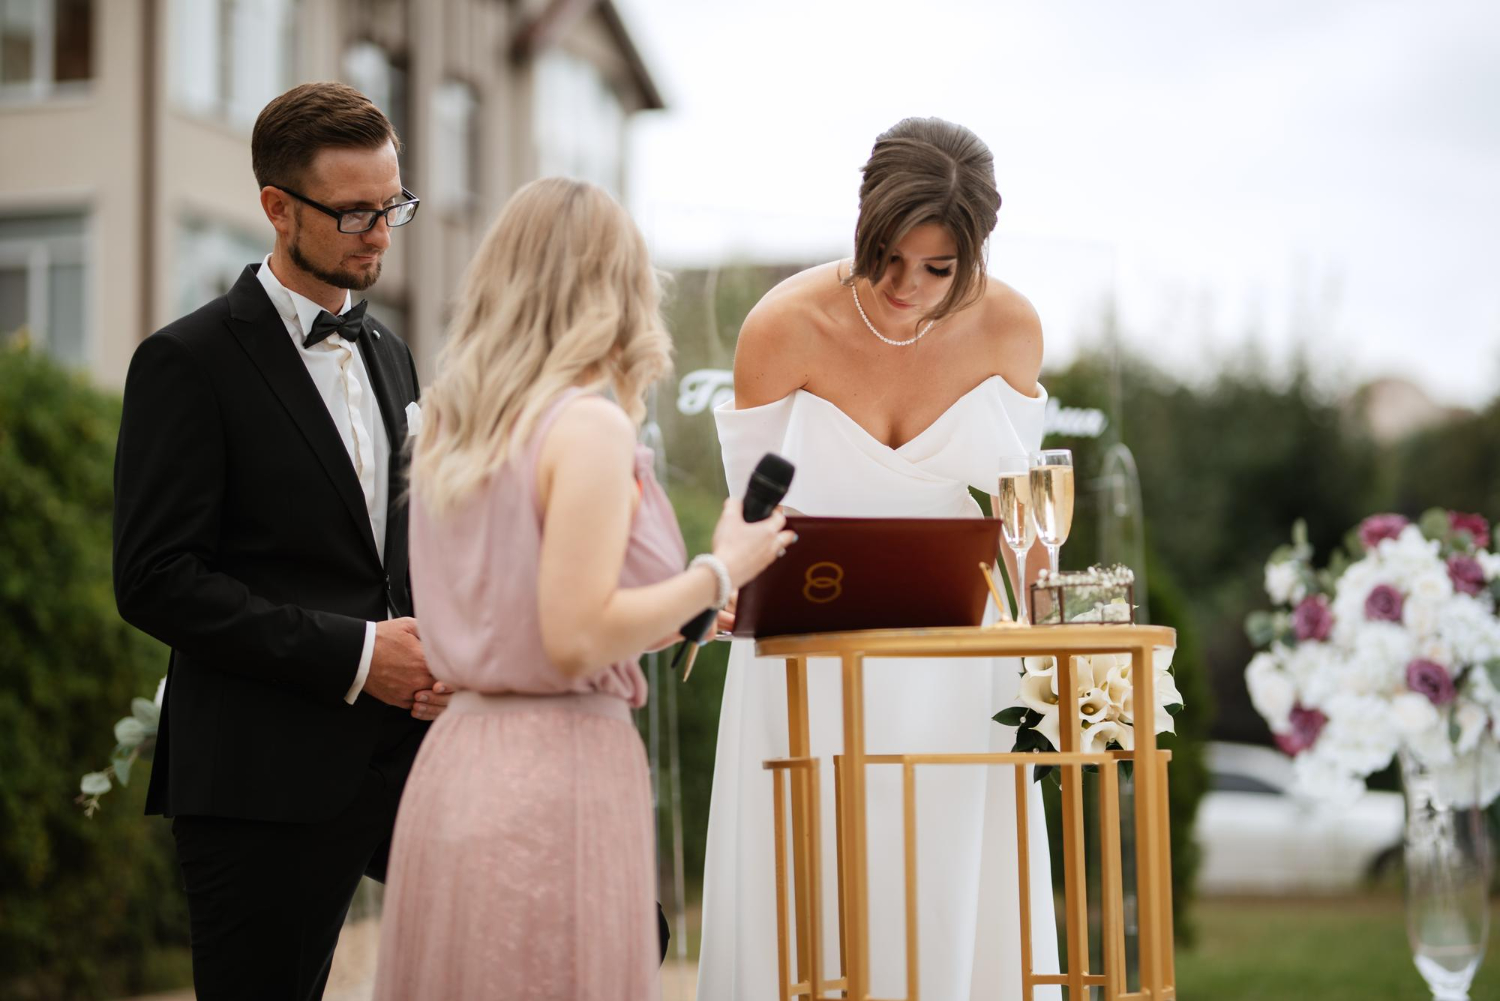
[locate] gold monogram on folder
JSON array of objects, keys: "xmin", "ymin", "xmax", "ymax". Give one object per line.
[{"xmin": 732, "ymin": 516, "xmax": 1004, "ymax": 638}]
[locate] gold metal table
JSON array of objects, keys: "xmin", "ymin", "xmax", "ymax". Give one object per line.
[{"xmin": 756, "ymin": 624, "xmax": 1178, "ymax": 1001}]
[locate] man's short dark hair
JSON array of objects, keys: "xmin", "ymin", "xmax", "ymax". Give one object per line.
[{"xmin": 251, "ymin": 81, "xmax": 400, "ymax": 190}]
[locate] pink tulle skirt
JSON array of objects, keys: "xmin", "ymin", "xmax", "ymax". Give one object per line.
[{"xmin": 373, "ymin": 691, "xmax": 657, "ymax": 1000}]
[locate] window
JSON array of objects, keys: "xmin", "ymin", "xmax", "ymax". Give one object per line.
[
  {"xmin": 0, "ymin": 0, "xmax": 92, "ymax": 98},
  {"xmin": 534, "ymin": 50, "xmax": 624, "ymax": 196},
  {"xmin": 0, "ymin": 212, "xmax": 88, "ymax": 367},
  {"xmin": 343, "ymin": 40, "xmax": 408, "ymax": 156},
  {"xmin": 175, "ymin": 217, "xmax": 270, "ymax": 317},
  {"xmin": 432, "ymin": 80, "xmax": 477, "ymax": 210},
  {"xmin": 170, "ymin": 0, "xmax": 296, "ymax": 129}
]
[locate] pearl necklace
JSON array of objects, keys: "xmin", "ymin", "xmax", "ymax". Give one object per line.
[{"xmin": 850, "ymin": 273, "xmax": 935, "ymax": 347}]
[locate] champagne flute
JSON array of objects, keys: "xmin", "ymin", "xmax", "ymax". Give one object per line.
[
  {"xmin": 996, "ymin": 456, "xmax": 1036, "ymax": 624},
  {"xmin": 1029, "ymin": 449, "xmax": 1075, "ymax": 575}
]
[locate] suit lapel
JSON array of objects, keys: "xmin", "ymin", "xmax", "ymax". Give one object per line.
[
  {"xmin": 358, "ymin": 329, "xmax": 406, "ymax": 462},
  {"xmin": 224, "ymin": 266, "xmax": 382, "ymax": 564},
  {"xmin": 358, "ymin": 325, "xmax": 413, "ymax": 587}
]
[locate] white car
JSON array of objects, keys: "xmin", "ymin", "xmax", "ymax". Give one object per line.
[{"xmin": 1192, "ymin": 742, "xmax": 1404, "ymax": 895}]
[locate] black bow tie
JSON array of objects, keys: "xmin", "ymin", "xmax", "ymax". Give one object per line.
[{"xmin": 303, "ymin": 299, "xmax": 369, "ymax": 348}]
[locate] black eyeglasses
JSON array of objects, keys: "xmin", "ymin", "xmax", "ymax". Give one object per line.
[{"xmin": 273, "ymin": 185, "xmax": 421, "ymax": 234}]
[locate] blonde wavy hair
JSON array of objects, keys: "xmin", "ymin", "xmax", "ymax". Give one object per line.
[{"xmin": 411, "ymin": 177, "xmax": 671, "ymax": 515}]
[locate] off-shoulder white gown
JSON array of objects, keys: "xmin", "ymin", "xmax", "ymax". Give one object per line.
[{"xmin": 696, "ymin": 376, "xmax": 1062, "ymax": 1001}]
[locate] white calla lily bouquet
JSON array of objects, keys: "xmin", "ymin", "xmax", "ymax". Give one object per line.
[{"xmin": 995, "ymin": 648, "xmax": 1183, "ymax": 783}]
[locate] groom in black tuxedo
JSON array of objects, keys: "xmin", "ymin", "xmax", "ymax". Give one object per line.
[{"xmin": 113, "ymin": 82, "xmax": 448, "ymax": 1001}]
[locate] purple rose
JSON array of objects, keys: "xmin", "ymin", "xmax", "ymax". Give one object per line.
[
  {"xmin": 1448, "ymin": 554, "xmax": 1486, "ymax": 596},
  {"xmin": 1363, "ymin": 584, "xmax": 1405, "ymax": 623},
  {"xmin": 1406, "ymin": 659, "xmax": 1456, "ymax": 707},
  {"xmin": 1292, "ymin": 595, "xmax": 1334, "ymax": 642},
  {"xmin": 1358, "ymin": 513, "xmax": 1410, "ymax": 550},
  {"xmin": 1274, "ymin": 705, "xmax": 1328, "ymax": 756},
  {"xmin": 1449, "ymin": 511, "xmax": 1491, "ymax": 550}
]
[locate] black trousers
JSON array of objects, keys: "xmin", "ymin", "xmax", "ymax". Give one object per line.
[{"xmin": 171, "ymin": 718, "xmax": 420, "ymax": 1001}]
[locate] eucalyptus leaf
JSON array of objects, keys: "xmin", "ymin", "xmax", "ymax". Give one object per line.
[
  {"xmin": 80, "ymin": 772, "xmax": 112, "ymax": 796},
  {"xmin": 1343, "ymin": 526, "xmax": 1366, "ymax": 559},
  {"xmin": 1245, "ymin": 610, "xmax": 1276, "ymax": 647},
  {"xmin": 113, "ymin": 749, "xmax": 133, "ymax": 787},
  {"xmin": 114, "ymin": 716, "xmax": 146, "ymax": 749},
  {"xmin": 1291, "ymin": 519, "xmax": 1310, "ymax": 555},
  {"xmin": 992, "ymin": 706, "xmax": 1027, "ymax": 727},
  {"xmin": 1485, "ymin": 659, "xmax": 1500, "ymax": 692},
  {"xmin": 1418, "ymin": 508, "xmax": 1450, "ymax": 543},
  {"xmin": 131, "ymin": 698, "xmax": 160, "ymax": 730}
]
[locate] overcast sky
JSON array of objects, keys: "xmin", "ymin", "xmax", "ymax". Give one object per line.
[{"xmin": 616, "ymin": 0, "xmax": 1500, "ymax": 407}]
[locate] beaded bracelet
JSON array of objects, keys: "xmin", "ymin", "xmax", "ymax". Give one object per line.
[{"xmin": 689, "ymin": 553, "xmax": 732, "ymax": 610}]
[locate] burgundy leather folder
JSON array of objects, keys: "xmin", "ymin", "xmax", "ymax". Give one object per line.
[{"xmin": 731, "ymin": 515, "xmax": 1004, "ymax": 639}]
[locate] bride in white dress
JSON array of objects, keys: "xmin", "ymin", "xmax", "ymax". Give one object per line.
[{"xmin": 696, "ymin": 118, "xmax": 1062, "ymax": 1001}]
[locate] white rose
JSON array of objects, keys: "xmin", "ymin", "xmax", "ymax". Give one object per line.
[
  {"xmin": 404, "ymin": 401, "xmax": 424, "ymax": 437},
  {"xmin": 1292, "ymin": 751, "xmax": 1368, "ymax": 806},
  {"xmin": 1453, "ymin": 703, "xmax": 1489, "ymax": 755},
  {"xmin": 1264, "ymin": 561, "xmax": 1305, "ymax": 605},
  {"xmin": 1247, "ymin": 653, "xmax": 1296, "ymax": 733},
  {"xmin": 1390, "ymin": 691, "xmax": 1440, "ymax": 738},
  {"xmin": 1478, "ymin": 552, "xmax": 1500, "ymax": 582},
  {"xmin": 1408, "ymin": 569, "xmax": 1454, "ymax": 606}
]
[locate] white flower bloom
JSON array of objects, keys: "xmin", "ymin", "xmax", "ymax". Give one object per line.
[
  {"xmin": 1246, "ymin": 653, "xmax": 1296, "ymax": 733},
  {"xmin": 1018, "ymin": 672, "xmax": 1058, "ymax": 715},
  {"xmin": 1079, "ymin": 687, "xmax": 1112, "ymax": 725},
  {"xmin": 1408, "ymin": 569, "xmax": 1454, "ymax": 606},
  {"xmin": 1081, "ymin": 719, "xmax": 1124, "ymax": 754},
  {"xmin": 1453, "ymin": 703, "xmax": 1488, "ymax": 755},
  {"xmin": 1265, "ymin": 560, "xmax": 1305, "ymax": 605},
  {"xmin": 1390, "ymin": 691, "xmax": 1440, "ymax": 737},
  {"xmin": 1478, "ymin": 551, "xmax": 1500, "ymax": 582},
  {"xmin": 1292, "ymin": 751, "xmax": 1368, "ymax": 806}
]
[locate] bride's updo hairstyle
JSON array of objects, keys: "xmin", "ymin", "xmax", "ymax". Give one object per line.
[
  {"xmin": 412, "ymin": 177, "xmax": 671, "ymax": 516},
  {"xmin": 847, "ymin": 117, "xmax": 1000, "ymax": 324}
]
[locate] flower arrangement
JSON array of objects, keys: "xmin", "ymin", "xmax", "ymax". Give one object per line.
[
  {"xmin": 1244, "ymin": 510, "xmax": 1500, "ymax": 806},
  {"xmin": 995, "ymin": 647, "xmax": 1183, "ymax": 781}
]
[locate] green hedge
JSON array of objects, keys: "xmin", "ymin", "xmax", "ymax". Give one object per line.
[{"xmin": 0, "ymin": 345, "xmax": 188, "ymax": 1000}]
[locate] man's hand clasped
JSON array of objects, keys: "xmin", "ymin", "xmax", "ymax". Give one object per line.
[{"xmin": 368, "ymin": 617, "xmax": 451, "ymax": 720}]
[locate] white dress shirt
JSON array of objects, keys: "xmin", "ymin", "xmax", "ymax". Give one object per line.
[{"xmin": 257, "ymin": 256, "xmax": 389, "ymax": 704}]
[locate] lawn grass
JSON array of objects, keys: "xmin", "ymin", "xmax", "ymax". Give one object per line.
[{"xmin": 1177, "ymin": 893, "xmax": 1496, "ymax": 1001}]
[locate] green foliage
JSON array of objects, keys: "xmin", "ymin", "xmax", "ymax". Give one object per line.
[
  {"xmin": 1046, "ymin": 353, "xmax": 1384, "ymax": 742},
  {"xmin": 0, "ymin": 345, "xmax": 187, "ymax": 999}
]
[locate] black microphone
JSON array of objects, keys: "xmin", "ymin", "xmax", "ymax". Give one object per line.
[{"xmin": 673, "ymin": 453, "xmax": 795, "ymax": 676}]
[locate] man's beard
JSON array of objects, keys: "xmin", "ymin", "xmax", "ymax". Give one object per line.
[{"xmin": 289, "ymin": 234, "xmax": 381, "ymax": 291}]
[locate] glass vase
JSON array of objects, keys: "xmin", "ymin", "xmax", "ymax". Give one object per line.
[{"xmin": 1400, "ymin": 748, "xmax": 1491, "ymax": 1000}]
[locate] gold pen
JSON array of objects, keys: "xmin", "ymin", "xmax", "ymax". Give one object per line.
[{"xmin": 979, "ymin": 561, "xmax": 1010, "ymax": 620}]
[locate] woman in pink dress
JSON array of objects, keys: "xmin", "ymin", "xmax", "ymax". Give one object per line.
[{"xmin": 373, "ymin": 178, "xmax": 793, "ymax": 1000}]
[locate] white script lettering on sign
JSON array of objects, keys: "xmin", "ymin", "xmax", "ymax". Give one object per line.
[{"xmin": 677, "ymin": 369, "xmax": 736, "ymax": 416}]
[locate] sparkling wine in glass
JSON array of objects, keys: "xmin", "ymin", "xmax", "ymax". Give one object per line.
[
  {"xmin": 1029, "ymin": 449, "xmax": 1075, "ymax": 575},
  {"xmin": 997, "ymin": 457, "xmax": 1036, "ymax": 623}
]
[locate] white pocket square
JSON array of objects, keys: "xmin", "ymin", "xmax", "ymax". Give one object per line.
[{"xmin": 405, "ymin": 401, "xmax": 423, "ymax": 437}]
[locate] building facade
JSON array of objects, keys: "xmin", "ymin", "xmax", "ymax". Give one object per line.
[{"xmin": 0, "ymin": 0, "xmax": 662, "ymax": 383}]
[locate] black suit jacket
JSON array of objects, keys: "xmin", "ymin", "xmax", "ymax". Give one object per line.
[{"xmin": 115, "ymin": 264, "xmax": 426, "ymax": 824}]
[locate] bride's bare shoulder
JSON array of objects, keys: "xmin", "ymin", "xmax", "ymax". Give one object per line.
[
  {"xmin": 733, "ymin": 262, "xmax": 843, "ymax": 409},
  {"xmin": 976, "ymin": 277, "xmax": 1044, "ymax": 398}
]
